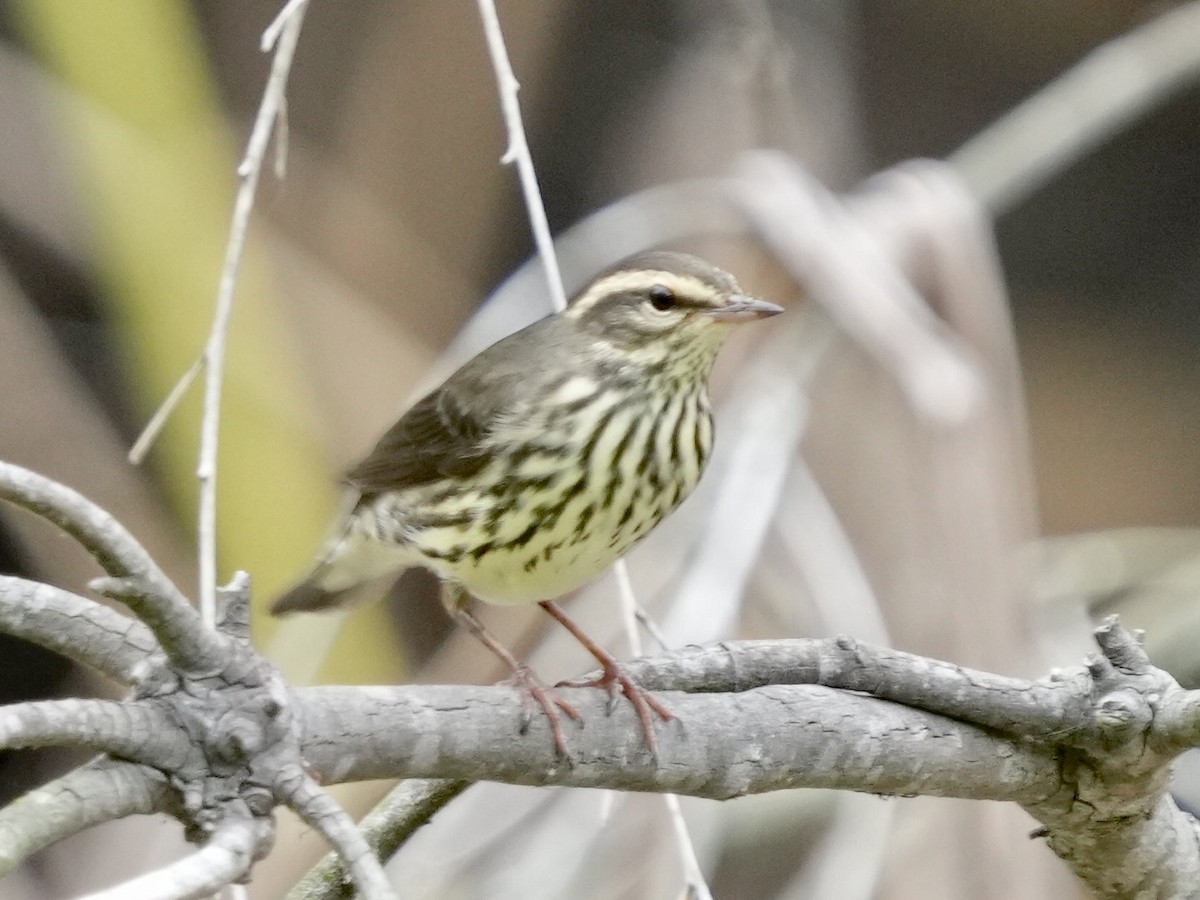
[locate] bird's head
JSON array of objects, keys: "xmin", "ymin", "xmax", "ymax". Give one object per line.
[{"xmin": 563, "ymin": 251, "xmax": 782, "ymax": 374}]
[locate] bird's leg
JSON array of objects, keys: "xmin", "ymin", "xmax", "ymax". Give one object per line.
[
  {"xmin": 452, "ymin": 606, "xmax": 580, "ymax": 758},
  {"xmin": 539, "ymin": 600, "xmax": 673, "ymax": 755}
]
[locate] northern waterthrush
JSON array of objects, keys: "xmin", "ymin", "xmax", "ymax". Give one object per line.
[{"xmin": 273, "ymin": 251, "xmax": 781, "ymax": 753}]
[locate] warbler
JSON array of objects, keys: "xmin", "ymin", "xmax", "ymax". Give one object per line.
[{"xmin": 273, "ymin": 251, "xmax": 781, "ymax": 753}]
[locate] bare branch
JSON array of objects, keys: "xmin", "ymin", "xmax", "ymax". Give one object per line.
[
  {"xmin": 1033, "ymin": 794, "xmax": 1200, "ymax": 899},
  {"xmin": 475, "ymin": 0, "xmax": 567, "ymax": 313},
  {"xmin": 737, "ymin": 151, "xmax": 984, "ymax": 426},
  {"xmin": 288, "ymin": 779, "xmax": 470, "ymax": 900},
  {"xmin": 0, "ymin": 759, "xmax": 173, "ymax": 876},
  {"xmin": 0, "ymin": 576, "xmax": 159, "ymax": 684},
  {"xmin": 275, "ymin": 765, "xmax": 398, "ymax": 900},
  {"xmin": 296, "ymin": 683, "xmax": 1059, "ymax": 803},
  {"xmin": 76, "ymin": 811, "xmax": 273, "ymax": 900},
  {"xmin": 0, "ymin": 461, "xmax": 223, "ymax": 671},
  {"xmin": 127, "ymin": 355, "xmax": 203, "ymax": 466},
  {"xmin": 195, "ymin": 0, "xmax": 308, "ymax": 621},
  {"xmin": 950, "ymin": 0, "xmax": 1200, "ymax": 213},
  {"xmin": 0, "ymin": 698, "xmax": 187, "ymax": 768},
  {"xmin": 618, "ymin": 639, "xmax": 1095, "ymax": 739},
  {"xmin": 1156, "ymin": 690, "xmax": 1200, "ymax": 751}
]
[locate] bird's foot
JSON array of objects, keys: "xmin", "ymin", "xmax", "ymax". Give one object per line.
[
  {"xmin": 558, "ymin": 660, "xmax": 672, "ymax": 756},
  {"xmin": 504, "ymin": 664, "xmax": 581, "ymax": 759}
]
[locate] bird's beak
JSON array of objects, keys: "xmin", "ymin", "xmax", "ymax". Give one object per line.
[{"xmin": 705, "ymin": 294, "xmax": 784, "ymax": 323}]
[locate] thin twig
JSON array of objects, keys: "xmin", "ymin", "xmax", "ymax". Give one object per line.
[
  {"xmin": 474, "ymin": 0, "xmax": 652, "ymax": 719},
  {"xmin": 475, "ymin": 0, "xmax": 568, "ymax": 313},
  {"xmin": 262, "ymin": 0, "xmax": 310, "ymax": 51},
  {"xmin": 195, "ymin": 0, "xmax": 307, "ymax": 624},
  {"xmin": 128, "ymin": 356, "xmax": 203, "ymax": 465},
  {"xmin": 612, "ymin": 561, "xmax": 645, "ymax": 658},
  {"xmin": 125, "ymin": 0, "xmax": 308, "ymax": 622}
]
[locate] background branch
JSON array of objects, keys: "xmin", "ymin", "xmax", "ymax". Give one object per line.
[
  {"xmin": 77, "ymin": 811, "xmax": 273, "ymax": 900},
  {"xmin": 949, "ymin": 0, "xmax": 1200, "ymax": 212},
  {"xmin": 288, "ymin": 779, "xmax": 470, "ymax": 900}
]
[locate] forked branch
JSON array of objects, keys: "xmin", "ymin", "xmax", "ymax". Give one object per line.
[{"xmin": 2, "ymin": 464, "xmax": 1200, "ymax": 898}]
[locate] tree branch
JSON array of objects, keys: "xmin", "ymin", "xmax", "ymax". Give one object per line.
[
  {"xmin": 1157, "ymin": 690, "xmax": 1200, "ymax": 751},
  {"xmin": 288, "ymin": 778, "xmax": 470, "ymax": 900},
  {"xmin": 949, "ymin": 0, "xmax": 1200, "ymax": 213},
  {"xmin": 76, "ymin": 808, "xmax": 273, "ymax": 900},
  {"xmin": 3, "ymin": 576, "xmax": 1199, "ymax": 899},
  {"xmin": 0, "ymin": 758, "xmax": 173, "ymax": 876},
  {"xmin": 619, "ymin": 638, "xmax": 1095, "ymax": 739},
  {"xmin": 1032, "ymin": 794, "xmax": 1200, "ymax": 898},
  {"xmin": 0, "ymin": 461, "xmax": 223, "ymax": 671},
  {"xmin": 295, "ymin": 683, "xmax": 1059, "ymax": 803},
  {"xmin": 0, "ymin": 575, "xmax": 159, "ymax": 684},
  {"xmin": 194, "ymin": 0, "xmax": 308, "ymax": 622},
  {"xmin": 0, "ymin": 698, "xmax": 187, "ymax": 768},
  {"xmin": 274, "ymin": 765, "xmax": 399, "ymax": 900}
]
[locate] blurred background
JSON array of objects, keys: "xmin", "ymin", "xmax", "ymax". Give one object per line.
[{"xmin": 1, "ymin": 1, "xmax": 1198, "ymax": 898}]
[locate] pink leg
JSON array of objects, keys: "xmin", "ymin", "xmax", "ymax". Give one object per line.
[
  {"xmin": 455, "ymin": 608, "xmax": 580, "ymax": 757},
  {"xmin": 539, "ymin": 600, "xmax": 672, "ymax": 755}
]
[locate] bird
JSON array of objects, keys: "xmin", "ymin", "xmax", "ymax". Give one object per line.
[{"xmin": 272, "ymin": 250, "xmax": 782, "ymax": 755}]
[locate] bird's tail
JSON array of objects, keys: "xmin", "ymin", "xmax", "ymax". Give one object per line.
[
  {"xmin": 271, "ymin": 506, "xmax": 410, "ymax": 615},
  {"xmin": 271, "ymin": 491, "xmax": 375, "ymax": 615},
  {"xmin": 270, "ymin": 571, "xmax": 355, "ymax": 615}
]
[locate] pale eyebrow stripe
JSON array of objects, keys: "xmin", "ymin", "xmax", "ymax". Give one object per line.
[{"xmin": 565, "ymin": 271, "xmax": 721, "ymax": 318}]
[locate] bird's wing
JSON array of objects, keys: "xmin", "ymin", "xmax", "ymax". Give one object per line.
[
  {"xmin": 343, "ymin": 315, "xmax": 573, "ymax": 498},
  {"xmin": 344, "ymin": 377, "xmax": 497, "ymax": 497}
]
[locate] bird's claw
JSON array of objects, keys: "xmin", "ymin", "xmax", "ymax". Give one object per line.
[
  {"xmin": 503, "ymin": 664, "xmax": 581, "ymax": 758},
  {"xmin": 558, "ymin": 661, "xmax": 672, "ymax": 756}
]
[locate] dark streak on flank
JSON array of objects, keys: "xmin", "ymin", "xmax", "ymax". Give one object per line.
[{"xmin": 573, "ymin": 503, "xmax": 596, "ymax": 541}]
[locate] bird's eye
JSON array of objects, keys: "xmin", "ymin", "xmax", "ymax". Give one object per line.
[{"xmin": 647, "ymin": 285, "xmax": 676, "ymax": 311}]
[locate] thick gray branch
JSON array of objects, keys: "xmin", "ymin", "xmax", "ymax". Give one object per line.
[
  {"xmin": 622, "ymin": 638, "xmax": 1096, "ymax": 739},
  {"xmin": 0, "ymin": 575, "xmax": 159, "ymax": 684},
  {"xmin": 0, "ymin": 461, "xmax": 223, "ymax": 671},
  {"xmin": 0, "ymin": 758, "xmax": 173, "ymax": 876},
  {"xmin": 296, "ymin": 684, "xmax": 1059, "ymax": 804},
  {"xmin": 0, "ymin": 698, "xmax": 190, "ymax": 769},
  {"xmin": 1032, "ymin": 794, "xmax": 1200, "ymax": 899},
  {"xmin": 1158, "ymin": 690, "xmax": 1200, "ymax": 752}
]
